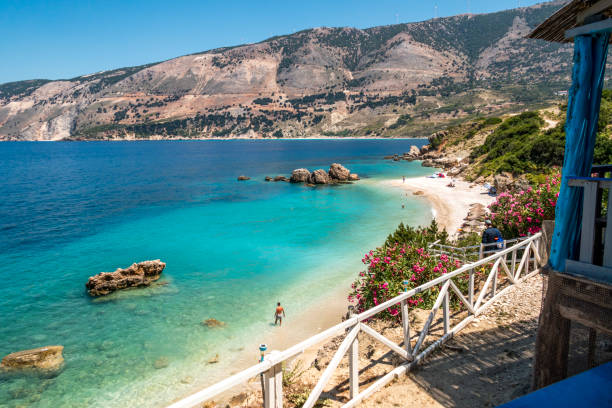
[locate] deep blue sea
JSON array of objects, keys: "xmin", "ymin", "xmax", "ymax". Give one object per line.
[{"xmin": 0, "ymin": 140, "xmax": 432, "ymax": 407}]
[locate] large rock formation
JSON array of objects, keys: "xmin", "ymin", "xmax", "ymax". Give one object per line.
[
  {"xmin": 328, "ymin": 163, "xmax": 350, "ymax": 181},
  {"xmin": 1, "ymin": 346, "xmax": 64, "ymax": 372},
  {"xmin": 290, "ymin": 168, "xmax": 311, "ymax": 183},
  {"xmin": 85, "ymin": 260, "xmax": 166, "ymax": 296},
  {"xmin": 309, "ymin": 169, "xmax": 330, "ymax": 184}
]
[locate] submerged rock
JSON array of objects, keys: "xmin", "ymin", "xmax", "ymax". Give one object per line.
[
  {"xmin": 207, "ymin": 354, "xmax": 220, "ymax": 364},
  {"xmin": 273, "ymin": 176, "xmax": 289, "ymax": 182},
  {"xmin": 1, "ymin": 346, "xmax": 64, "ymax": 373},
  {"xmin": 85, "ymin": 260, "xmax": 166, "ymax": 296},
  {"xmin": 154, "ymin": 357, "xmax": 169, "ymax": 369},
  {"xmin": 202, "ymin": 318, "xmax": 226, "ymax": 328},
  {"xmin": 328, "ymin": 163, "xmax": 350, "ymax": 181},
  {"xmin": 290, "ymin": 168, "xmax": 311, "ymax": 183},
  {"xmin": 309, "ymin": 169, "xmax": 330, "ymax": 184}
]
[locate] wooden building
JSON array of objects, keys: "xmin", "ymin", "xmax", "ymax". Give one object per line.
[{"xmin": 527, "ymin": 0, "xmax": 612, "ymax": 390}]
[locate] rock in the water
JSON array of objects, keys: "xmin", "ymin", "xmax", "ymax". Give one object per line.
[
  {"xmin": 264, "ymin": 176, "xmax": 272, "ymax": 181},
  {"xmin": 413, "ymin": 191, "xmax": 425, "ymax": 196},
  {"xmin": 208, "ymin": 354, "xmax": 220, "ymax": 364},
  {"xmin": 309, "ymin": 169, "xmax": 330, "ymax": 184},
  {"xmin": 273, "ymin": 176, "xmax": 289, "ymax": 182},
  {"xmin": 1, "ymin": 346, "xmax": 64, "ymax": 372},
  {"xmin": 348, "ymin": 173, "xmax": 360, "ymax": 181},
  {"xmin": 85, "ymin": 260, "xmax": 166, "ymax": 296},
  {"xmin": 290, "ymin": 168, "xmax": 311, "ymax": 183},
  {"xmin": 328, "ymin": 163, "xmax": 350, "ymax": 181},
  {"xmin": 202, "ymin": 318, "xmax": 226, "ymax": 328},
  {"xmin": 154, "ymin": 357, "xmax": 169, "ymax": 369},
  {"xmin": 408, "ymin": 145, "xmax": 421, "ymax": 157},
  {"xmin": 237, "ymin": 175, "xmax": 250, "ymax": 181}
]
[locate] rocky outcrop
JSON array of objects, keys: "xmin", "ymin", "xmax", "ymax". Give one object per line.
[
  {"xmin": 328, "ymin": 163, "xmax": 350, "ymax": 181},
  {"xmin": 290, "ymin": 168, "xmax": 311, "ymax": 183},
  {"xmin": 273, "ymin": 176, "xmax": 289, "ymax": 182},
  {"xmin": 310, "ymin": 169, "xmax": 330, "ymax": 184},
  {"xmin": 287, "ymin": 163, "xmax": 359, "ymax": 185},
  {"xmin": 407, "ymin": 145, "xmax": 421, "ymax": 157},
  {"xmin": 1, "ymin": 346, "xmax": 64, "ymax": 372},
  {"xmin": 85, "ymin": 260, "xmax": 166, "ymax": 296},
  {"xmin": 237, "ymin": 175, "xmax": 250, "ymax": 181}
]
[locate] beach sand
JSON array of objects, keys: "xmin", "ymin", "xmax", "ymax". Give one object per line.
[{"xmin": 381, "ymin": 176, "xmax": 496, "ymax": 236}]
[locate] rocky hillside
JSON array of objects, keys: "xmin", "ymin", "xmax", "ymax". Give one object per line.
[{"xmin": 0, "ymin": 1, "xmax": 579, "ymax": 141}]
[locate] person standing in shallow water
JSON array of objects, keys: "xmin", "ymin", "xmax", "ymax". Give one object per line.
[{"xmin": 274, "ymin": 302, "xmax": 286, "ymax": 326}]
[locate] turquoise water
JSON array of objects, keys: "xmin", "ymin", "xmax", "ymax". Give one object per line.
[{"xmin": 0, "ymin": 140, "xmax": 432, "ymax": 407}]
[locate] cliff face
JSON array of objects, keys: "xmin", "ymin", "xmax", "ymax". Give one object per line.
[{"xmin": 0, "ymin": 2, "xmax": 576, "ymax": 141}]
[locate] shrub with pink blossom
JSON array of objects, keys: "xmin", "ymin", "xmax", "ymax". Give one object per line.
[
  {"xmin": 349, "ymin": 242, "xmax": 471, "ymax": 320},
  {"xmin": 488, "ymin": 171, "xmax": 560, "ymax": 238}
]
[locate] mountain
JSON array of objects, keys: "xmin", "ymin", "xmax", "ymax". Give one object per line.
[{"xmin": 0, "ymin": 1, "xmax": 579, "ymax": 141}]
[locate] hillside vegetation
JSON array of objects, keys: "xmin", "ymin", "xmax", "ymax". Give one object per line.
[{"xmin": 425, "ymin": 90, "xmax": 612, "ymax": 181}]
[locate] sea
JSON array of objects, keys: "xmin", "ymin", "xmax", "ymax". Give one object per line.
[{"xmin": 0, "ymin": 139, "xmax": 433, "ymax": 407}]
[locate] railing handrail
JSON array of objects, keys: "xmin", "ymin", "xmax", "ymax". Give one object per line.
[{"xmin": 167, "ymin": 232, "xmax": 542, "ymax": 408}]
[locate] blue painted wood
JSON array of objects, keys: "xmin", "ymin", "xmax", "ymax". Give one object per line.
[
  {"xmin": 549, "ymin": 33, "xmax": 611, "ymax": 271},
  {"xmin": 498, "ymin": 361, "xmax": 612, "ymax": 407}
]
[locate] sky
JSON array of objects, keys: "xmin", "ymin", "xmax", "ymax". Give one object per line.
[{"xmin": 0, "ymin": 0, "xmax": 548, "ymax": 84}]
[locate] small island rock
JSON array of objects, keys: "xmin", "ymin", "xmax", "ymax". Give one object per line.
[
  {"xmin": 85, "ymin": 260, "xmax": 166, "ymax": 296},
  {"xmin": 349, "ymin": 173, "xmax": 360, "ymax": 181},
  {"xmin": 290, "ymin": 168, "xmax": 311, "ymax": 183},
  {"xmin": 273, "ymin": 176, "xmax": 289, "ymax": 182},
  {"xmin": 264, "ymin": 176, "xmax": 272, "ymax": 181},
  {"xmin": 309, "ymin": 169, "xmax": 330, "ymax": 184},
  {"xmin": 1, "ymin": 346, "xmax": 64, "ymax": 372},
  {"xmin": 237, "ymin": 175, "xmax": 250, "ymax": 181},
  {"xmin": 328, "ymin": 163, "xmax": 350, "ymax": 181}
]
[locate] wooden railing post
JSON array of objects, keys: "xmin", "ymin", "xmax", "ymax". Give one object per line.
[
  {"xmin": 263, "ymin": 351, "xmax": 283, "ymax": 408},
  {"xmin": 401, "ymin": 299, "xmax": 411, "ymax": 354},
  {"xmin": 443, "ymin": 290, "xmax": 450, "ymax": 334},
  {"xmin": 468, "ymin": 269, "xmax": 474, "ymax": 310},
  {"xmin": 348, "ymin": 307, "xmax": 359, "ymax": 399},
  {"xmin": 492, "ymin": 266, "xmax": 498, "ymax": 297}
]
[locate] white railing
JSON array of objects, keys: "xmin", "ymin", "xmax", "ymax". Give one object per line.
[
  {"xmin": 167, "ymin": 232, "xmax": 543, "ymax": 408},
  {"xmin": 428, "ymin": 237, "xmax": 530, "ymax": 262}
]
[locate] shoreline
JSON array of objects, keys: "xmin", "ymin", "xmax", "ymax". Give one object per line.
[
  {"xmin": 174, "ymin": 173, "xmax": 494, "ymax": 405},
  {"xmin": 380, "ymin": 175, "xmax": 496, "ymax": 236}
]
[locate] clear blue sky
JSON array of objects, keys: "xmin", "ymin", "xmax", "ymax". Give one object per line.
[{"xmin": 0, "ymin": 0, "xmax": 547, "ymax": 84}]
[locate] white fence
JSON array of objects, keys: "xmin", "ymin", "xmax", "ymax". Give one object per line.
[{"xmin": 168, "ymin": 232, "xmax": 544, "ymax": 408}]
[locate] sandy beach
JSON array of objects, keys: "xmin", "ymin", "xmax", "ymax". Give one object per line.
[{"xmin": 381, "ymin": 175, "xmax": 496, "ymax": 236}]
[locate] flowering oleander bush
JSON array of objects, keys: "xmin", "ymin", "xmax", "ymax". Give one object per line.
[
  {"xmin": 349, "ymin": 242, "xmax": 472, "ymax": 320},
  {"xmin": 489, "ymin": 171, "xmax": 560, "ymax": 238}
]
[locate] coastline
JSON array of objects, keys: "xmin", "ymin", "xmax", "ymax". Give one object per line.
[
  {"xmin": 380, "ymin": 175, "xmax": 496, "ymax": 236},
  {"xmin": 178, "ymin": 173, "xmax": 495, "ymax": 405}
]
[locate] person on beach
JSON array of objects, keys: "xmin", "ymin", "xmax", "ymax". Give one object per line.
[
  {"xmin": 402, "ymin": 176, "xmax": 405, "ymax": 183},
  {"xmin": 482, "ymin": 219, "xmax": 504, "ymax": 250},
  {"xmin": 274, "ymin": 302, "xmax": 286, "ymax": 326}
]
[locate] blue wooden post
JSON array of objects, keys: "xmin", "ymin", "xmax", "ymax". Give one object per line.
[{"xmin": 549, "ymin": 32, "xmax": 610, "ymax": 271}]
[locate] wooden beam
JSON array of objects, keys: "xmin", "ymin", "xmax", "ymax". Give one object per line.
[
  {"xmin": 577, "ymin": 0, "xmax": 612, "ymax": 24},
  {"xmin": 303, "ymin": 324, "xmax": 360, "ymax": 408},
  {"xmin": 558, "ymin": 299, "xmax": 612, "ymax": 336},
  {"xmin": 580, "ymin": 181, "xmax": 599, "ymax": 263},
  {"xmin": 565, "ymin": 18, "xmax": 612, "ymax": 39},
  {"xmin": 360, "ymin": 323, "xmax": 411, "ymax": 360}
]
